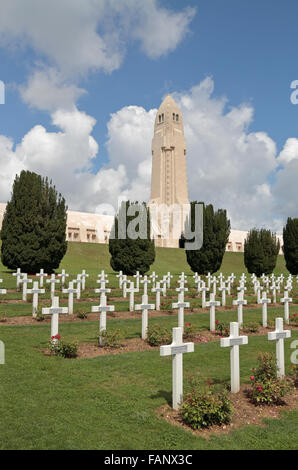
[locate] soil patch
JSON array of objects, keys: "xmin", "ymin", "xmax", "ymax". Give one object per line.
[{"xmin": 156, "ymin": 384, "xmax": 298, "ymax": 439}]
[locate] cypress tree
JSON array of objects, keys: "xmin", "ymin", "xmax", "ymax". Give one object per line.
[
  {"xmin": 1, "ymin": 171, "xmax": 67, "ymax": 273},
  {"xmin": 244, "ymin": 228, "xmax": 280, "ymax": 277},
  {"xmin": 185, "ymin": 202, "xmax": 230, "ymax": 274},
  {"xmin": 283, "ymin": 218, "xmax": 298, "ymax": 274},
  {"xmin": 109, "ymin": 201, "xmax": 155, "ymax": 275}
]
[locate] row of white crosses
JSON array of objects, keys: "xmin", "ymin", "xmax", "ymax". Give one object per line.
[
  {"xmin": 161, "ymin": 317, "xmax": 292, "ymax": 410},
  {"xmin": 11, "ymin": 268, "xmax": 92, "ymax": 318}
]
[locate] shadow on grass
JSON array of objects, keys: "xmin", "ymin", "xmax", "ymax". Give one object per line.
[{"xmin": 150, "ymin": 389, "xmax": 172, "ymax": 405}]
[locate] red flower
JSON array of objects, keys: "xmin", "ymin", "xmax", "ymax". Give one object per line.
[
  {"xmin": 250, "ymin": 376, "xmax": 254, "ymax": 381},
  {"xmin": 257, "ymin": 387, "xmax": 262, "ymax": 392},
  {"xmin": 216, "ymin": 320, "xmax": 219, "ymax": 324},
  {"xmin": 55, "ymin": 334, "xmax": 61, "ymax": 339},
  {"xmin": 185, "ymin": 323, "xmax": 191, "ymax": 326}
]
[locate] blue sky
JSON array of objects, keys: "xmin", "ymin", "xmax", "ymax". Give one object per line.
[{"xmin": 0, "ymin": 0, "xmax": 297, "ymax": 231}]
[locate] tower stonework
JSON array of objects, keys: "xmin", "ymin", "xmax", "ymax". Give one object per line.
[{"xmin": 149, "ymin": 95, "xmax": 190, "ymax": 247}]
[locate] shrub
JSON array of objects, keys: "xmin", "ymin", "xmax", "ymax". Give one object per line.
[
  {"xmin": 146, "ymin": 325, "xmax": 171, "ymax": 346},
  {"xmin": 244, "ymin": 229, "xmax": 280, "ymax": 277},
  {"xmin": 289, "ymin": 313, "xmax": 298, "ymax": 326},
  {"xmin": 109, "ymin": 201, "xmax": 155, "ymax": 275},
  {"xmin": 283, "ymin": 218, "xmax": 298, "ymax": 275},
  {"xmin": 289, "ymin": 364, "xmax": 298, "ymax": 388},
  {"xmin": 35, "ymin": 309, "xmax": 45, "ymax": 322},
  {"xmin": 180, "ymin": 380, "xmax": 233, "ymax": 429},
  {"xmin": 76, "ymin": 309, "xmax": 88, "ymax": 319},
  {"xmin": 241, "ymin": 322, "xmax": 260, "ymax": 333},
  {"xmin": 183, "ymin": 323, "xmax": 197, "ymax": 341},
  {"xmin": 249, "ymin": 353, "xmax": 294, "ymax": 405},
  {"xmin": 160, "ymin": 300, "xmax": 173, "ymax": 313},
  {"xmin": 0, "ymin": 314, "xmax": 7, "ymax": 323},
  {"xmin": 1, "ymin": 170, "xmax": 67, "ymax": 273},
  {"xmin": 98, "ymin": 329, "xmax": 123, "ymax": 349},
  {"xmin": 185, "ymin": 203, "xmax": 230, "ymax": 275},
  {"xmin": 215, "ymin": 320, "xmax": 229, "ymax": 336},
  {"xmin": 49, "ymin": 336, "xmax": 78, "ymax": 358}
]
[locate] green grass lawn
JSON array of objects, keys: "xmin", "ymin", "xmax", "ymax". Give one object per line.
[
  {"xmin": 0, "ymin": 241, "xmax": 289, "ymax": 289},
  {"xmin": 0, "ymin": 321, "xmax": 297, "ymax": 450},
  {"xmin": 0, "ymin": 242, "xmax": 297, "ymax": 450}
]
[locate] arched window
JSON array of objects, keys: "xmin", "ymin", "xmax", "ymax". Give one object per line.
[
  {"xmin": 176, "ymin": 114, "xmax": 179, "ymax": 122},
  {"xmin": 162, "ymin": 113, "xmax": 164, "ymax": 122},
  {"xmin": 159, "ymin": 115, "xmax": 161, "ymax": 123},
  {"xmin": 173, "ymin": 113, "xmax": 175, "ymax": 120}
]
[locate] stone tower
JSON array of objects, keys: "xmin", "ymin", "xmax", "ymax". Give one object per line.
[{"xmin": 149, "ymin": 95, "xmax": 190, "ymax": 247}]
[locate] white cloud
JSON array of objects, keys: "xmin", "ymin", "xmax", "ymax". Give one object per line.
[
  {"xmin": 20, "ymin": 68, "xmax": 86, "ymax": 112},
  {"xmin": 4, "ymin": 1, "xmax": 195, "ymax": 112},
  {"xmin": 0, "ymin": 0, "xmax": 195, "ymax": 77},
  {"xmin": 132, "ymin": 3, "xmax": 196, "ymax": 59},
  {"xmin": 277, "ymin": 137, "xmax": 298, "ymax": 164}
]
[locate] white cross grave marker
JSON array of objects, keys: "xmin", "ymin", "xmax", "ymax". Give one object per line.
[
  {"xmin": 166, "ymin": 272, "xmax": 173, "ymax": 289},
  {"xmin": 152, "ymin": 282, "xmax": 163, "ymax": 310},
  {"xmin": 133, "ymin": 271, "xmax": 141, "ymax": 291},
  {"xmin": 268, "ymin": 317, "xmax": 291, "ymax": 378},
  {"xmin": 281, "ymin": 290, "xmax": 292, "ymax": 325},
  {"xmin": 58, "ymin": 269, "xmax": 69, "ymax": 287},
  {"xmin": 127, "ymin": 281, "xmax": 138, "ymax": 312},
  {"xmin": 46, "ymin": 274, "xmax": 60, "ymax": 300},
  {"xmin": 150, "ymin": 271, "xmax": 158, "ymax": 289},
  {"xmin": 91, "ymin": 294, "xmax": 115, "ymax": 345},
  {"xmin": 260, "ymin": 291, "xmax": 271, "ymax": 327},
  {"xmin": 20, "ymin": 274, "xmax": 32, "ymax": 301},
  {"xmin": 141, "ymin": 275, "xmax": 151, "ymax": 296},
  {"xmin": 135, "ymin": 294, "xmax": 155, "ymax": 339},
  {"xmin": 172, "ymin": 293, "xmax": 190, "ymax": 333},
  {"xmin": 80, "ymin": 270, "xmax": 89, "ymax": 291},
  {"xmin": 175, "ymin": 285, "xmax": 188, "ymax": 302},
  {"xmin": 36, "ymin": 268, "xmax": 48, "ymax": 288},
  {"xmin": 219, "ymin": 284, "xmax": 228, "ymax": 307},
  {"xmin": 160, "ymin": 327, "xmax": 194, "ymax": 410},
  {"xmin": 206, "ymin": 293, "xmax": 221, "ymax": 332},
  {"xmin": 116, "ymin": 271, "xmax": 123, "ymax": 288},
  {"xmin": 200, "ymin": 282, "xmax": 209, "ymax": 308},
  {"xmin": 220, "ymin": 322, "xmax": 248, "ymax": 393},
  {"xmin": 27, "ymin": 281, "xmax": 45, "ymax": 317},
  {"xmin": 270, "ymin": 283, "xmax": 277, "ymax": 303},
  {"xmin": 62, "ymin": 281, "xmax": 77, "ymax": 315},
  {"xmin": 233, "ymin": 293, "xmax": 247, "ymax": 328},
  {"xmin": 73, "ymin": 275, "xmax": 82, "ymax": 300},
  {"xmin": 42, "ymin": 296, "xmax": 68, "ymax": 342},
  {"xmin": 121, "ymin": 275, "xmax": 129, "ymax": 298},
  {"xmin": 95, "ymin": 284, "xmax": 111, "ymax": 304},
  {"xmin": 13, "ymin": 268, "xmax": 24, "ymax": 290}
]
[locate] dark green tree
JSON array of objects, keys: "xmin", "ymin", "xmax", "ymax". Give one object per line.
[
  {"xmin": 244, "ymin": 228, "xmax": 280, "ymax": 277},
  {"xmin": 283, "ymin": 218, "xmax": 298, "ymax": 274},
  {"xmin": 109, "ymin": 201, "xmax": 155, "ymax": 275},
  {"xmin": 185, "ymin": 202, "xmax": 230, "ymax": 274},
  {"xmin": 1, "ymin": 171, "xmax": 67, "ymax": 273}
]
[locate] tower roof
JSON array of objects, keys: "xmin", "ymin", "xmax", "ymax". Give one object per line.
[
  {"xmin": 155, "ymin": 94, "xmax": 183, "ymax": 128},
  {"xmin": 158, "ymin": 94, "xmax": 181, "ymax": 113}
]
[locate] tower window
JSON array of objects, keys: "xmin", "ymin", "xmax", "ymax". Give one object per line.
[
  {"xmin": 162, "ymin": 113, "xmax": 164, "ymax": 122},
  {"xmin": 173, "ymin": 113, "xmax": 175, "ymax": 120},
  {"xmin": 159, "ymin": 115, "xmax": 161, "ymax": 123},
  {"xmin": 176, "ymin": 114, "xmax": 179, "ymax": 122}
]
